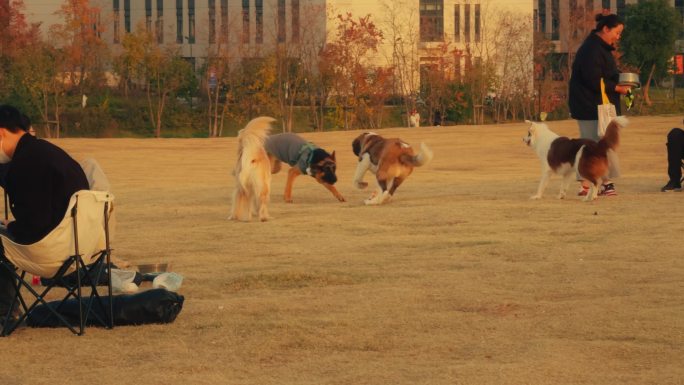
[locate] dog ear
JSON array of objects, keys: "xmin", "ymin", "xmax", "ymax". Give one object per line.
[
  {"xmin": 330, "ymin": 151, "xmax": 336, "ymax": 161},
  {"xmin": 352, "ymin": 138, "xmax": 361, "ymax": 156}
]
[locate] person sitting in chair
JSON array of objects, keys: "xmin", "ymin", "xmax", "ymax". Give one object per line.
[
  {"xmin": 0, "ymin": 104, "xmax": 89, "ymax": 323},
  {"xmin": 661, "ymin": 124, "xmax": 684, "ymax": 192}
]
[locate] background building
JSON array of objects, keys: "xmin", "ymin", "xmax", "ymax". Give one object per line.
[
  {"xmin": 534, "ymin": 0, "xmax": 684, "ymax": 79},
  {"xmin": 22, "ymin": 0, "xmax": 533, "ymax": 86}
]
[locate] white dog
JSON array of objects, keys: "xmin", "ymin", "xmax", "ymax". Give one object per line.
[{"xmin": 523, "ymin": 117, "xmax": 627, "ymax": 201}]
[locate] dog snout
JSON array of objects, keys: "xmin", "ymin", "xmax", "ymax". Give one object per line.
[{"xmin": 324, "ymin": 173, "xmax": 337, "ymax": 184}]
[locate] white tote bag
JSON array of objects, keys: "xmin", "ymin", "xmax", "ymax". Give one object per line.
[{"xmin": 597, "ymin": 78, "xmax": 616, "ymax": 137}]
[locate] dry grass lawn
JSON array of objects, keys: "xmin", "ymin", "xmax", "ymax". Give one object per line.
[{"xmin": 1, "ymin": 115, "xmax": 683, "ymax": 385}]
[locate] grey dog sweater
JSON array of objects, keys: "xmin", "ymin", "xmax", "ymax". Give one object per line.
[{"xmin": 264, "ymin": 133, "xmax": 316, "ymax": 175}]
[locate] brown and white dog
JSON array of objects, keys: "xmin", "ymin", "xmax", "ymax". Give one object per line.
[
  {"xmin": 352, "ymin": 132, "xmax": 433, "ymax": 205},
  {"xmin": 230, "ymin": 117, "xmax": 275, "ymax": 221},
  {"xmin": 523, "ymin": 116, "xmax": 628, "ymax": 201}
]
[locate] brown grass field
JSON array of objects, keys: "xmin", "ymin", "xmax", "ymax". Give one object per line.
[{"xmin": 1, "ymin": 115, "xmax": 683, "ymax": 385}]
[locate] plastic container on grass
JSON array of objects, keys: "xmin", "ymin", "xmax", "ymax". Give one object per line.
[{"xmin": 152, "ymin": 272, "xmax": 183, "ymax": 291}]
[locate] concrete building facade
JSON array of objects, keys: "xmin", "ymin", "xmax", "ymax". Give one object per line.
[
  {"xmin": 21, "ymin": 0, "xmax": 533, "ymax": 91},
  {"xmin": 534, "ymin": 0, "xmax": 684, "ymax": 66}
]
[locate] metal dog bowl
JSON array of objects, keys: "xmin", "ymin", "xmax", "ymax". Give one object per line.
[
  {"xmin": 137, "ymin": 262, "xmax": 171, "ymax": 275},
  {"xmin": 618, "ymin": 72, "xmax": 640, "ymax": 88}
]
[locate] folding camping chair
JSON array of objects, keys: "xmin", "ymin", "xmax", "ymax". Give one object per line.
[{"xmin": 0, "ymin": 190, "xmax": 115, "ymax": 336}]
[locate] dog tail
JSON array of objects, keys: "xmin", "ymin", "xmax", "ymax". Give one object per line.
[
  {"xmin": 236, "ymin": 116, "xmax": 275, "ymax": 186},
  {"xmin": 413, "ymin": 142, "xmax": 434, "ymax": 167},
  {"xmin": 399, "ymin": 143, "xmax": 433, "ymax": 167},
  {"xmin": 238, "ymin": 116, "xmax": 275, "ymax": 150},
  {"xmin": 599, "ymin": 116, "xmax": 628, "ymax": 151}
]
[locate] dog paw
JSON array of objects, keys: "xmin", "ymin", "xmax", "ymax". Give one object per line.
[
  {"xmin": 557, "ymin": 193, "xmax": 565, "ymax": 199},
  {"xmin": 337, "ymin": 195, "xmax": 346, "ymax": 202},
  {"xmin": 379, "ymin": 191, "xmax": 392, "ymax": 204},
  {"xmin": 529, "ymin": 195, "xmax": 542, "ymax": 200},
  {"xmin": 364, "ymin": 196, "xmax": 379, "ymax": 205},
  {"xmin": 284, "ymin": 198, "xmax": 294, "ymax": 203},
  {"xmin": 355, "ymin": 181, "xmax": 368, "ymax": 189}
]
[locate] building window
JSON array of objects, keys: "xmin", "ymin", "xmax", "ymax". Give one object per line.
[
  {"xmin": 124, "ymin": 0, "xmax": 131, "ymax": 33},
  {"xmin": 176, "ymin": 0, "xmax": 183, "ymax": 43},
  {"xmin": 539, "ymin": 0, "xmax": 546, "ymax": 35},
  {"xmin": 602, "ymin": 0, "xmax": 610, "ymax": 10},
  {"xmin": 464, "ymin": 4, "xmax": 470, "ymax": 42},
  {"xmin": 156, "ymin": 0, "xmax": 163, "ymax": 44},
  {"xmin": 474, "ymin": 4, "xmax": 480, "ymax": 42},
  {"xmin": 676, "ymin": 0, "xmax": 684, "ymax": 38},
  {"xmin": 551, "ymin": 0, "xmax": 559, "ymax": 40},
  {"xmin": 278, "ymin": 0, "xmax": 286, "ymax": 43},
  {"xmin": 209, "ymin": 0, "xmax": 216, "ymax": 43},
  {"xmin": 188, "ymin": 0, "xmax": 195, "ymax": 44},
  {"xmin": 454, "ymin": 51, "xmax": 462, "ymax": 79},
  {"xmin": 255, "ymin": 0, "xmax": 263, "ymax": 44},
  {"xmin": 420, "ymin": 0, "xmax": 444, "ymax": 42},
  {"xmin": 221, "ymin": 0, "xmax": 228, "ymax": 37},
  {"xmin": 616, "ymin": 0, "xmax": 625, "ymax": 17},
  {"xmin": 145, "ymin": 0, "xmax": 152, "ymax": 32},
  {"xmin": 91, "ymin": 9, "xmax": 101, "ymax": 38},
  {"xmin": 242, "ymin": 0, "xmax": 249, "ymax": 44},
  {"xmin": 454, "ymin": 4, "xmax": 460, "ymax": 42},
  {"xmin": 419, "ymin": 62, "xmax": 437, "ymax": 93},
  {"xmin": 292, "ymin": 0, "xmax": 299, "ymax": 42},
  {"xmin": 113, "ymin": 0, "xmax": 120, "ymax": 43}
]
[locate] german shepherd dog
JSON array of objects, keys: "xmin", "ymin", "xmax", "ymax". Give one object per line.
[
  {"xmin": 352, "ymin": 132, "xmax": 433, "ymax": 205},
  {"xmin": 264, "ymin": 133, "xmax": 345, "ymax": 203},
  {"xmin": 230, "ymin": 117, "xmax": 274, "ymax": 221},
  {"xmin": 523, "ymin": 116, "xmax": 628, "ymax": 201}
]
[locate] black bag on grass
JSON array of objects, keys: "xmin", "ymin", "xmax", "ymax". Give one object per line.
[{"xmin": 26, "ymin": 288, "xmax": 184, "ymax": 327}]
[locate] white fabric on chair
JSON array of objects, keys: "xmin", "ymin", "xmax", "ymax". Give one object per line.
[
  {"xmin": 79, "ymin": 158, "xmax": 111, "ymax": 193},
  {"xmin": 0, "ymin": 190, "xmax": 114, "ymax": 278}
]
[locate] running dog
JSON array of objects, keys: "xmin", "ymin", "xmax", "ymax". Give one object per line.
[
  {"xmin": 351, "ymin": 132, "xmax": 433, "ymax": 205},
  {"xmin": 264, "ymin": 133, "xmax": 345, "ymax": 203},
  {"xmin": 229, "ymin": 117, "xmax": 275, "ymax": 221},
  {"xmin": 523, "ymin": 116, "xmax": 628, "ymax": 201}
]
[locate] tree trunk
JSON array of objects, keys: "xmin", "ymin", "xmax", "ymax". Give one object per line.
[
  {"xmin": 207, "ymin": 83, "xmax": 214, "ymax": 137},
  {"xmin": 642, "ymin": 63, "xmax": 655, "ymax": 106},
  {"xmin": 146, "ymin": 84, "xmax": 156, "ymax": 137},
  {"xmin": 53, "ymin": 90, "xmax": 61, "ymax": 139}
]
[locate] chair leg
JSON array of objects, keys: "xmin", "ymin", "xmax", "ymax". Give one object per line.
[
  {"xmin": 0, "ymin": 260, "xmax": 23, "ymax": 336},
  {"xmin": 1, "ymin": 252, "xmax": 115, "ymax": 336}
]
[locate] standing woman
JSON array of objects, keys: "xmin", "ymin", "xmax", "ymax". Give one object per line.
[{"xmin": 569, "ymin": 13, "xmax": 632, "ymax": 196}]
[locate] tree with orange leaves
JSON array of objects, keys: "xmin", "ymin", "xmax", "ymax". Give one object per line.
[
  {"xmin": 320, "ymin": 13, "xmax": 389, "ymax": 129},
  {"xmin": 0, "ymin": 0, "xmax": 40, "ymax": 59},
  {"xmin": 50, "ymin": 0, "xmax": 110, "ymax": 94}
]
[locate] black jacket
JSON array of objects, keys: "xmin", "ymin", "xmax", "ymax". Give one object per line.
[
  {"xmin": 569, "ymin": 32, "xmax": 621, "ymax": 120},
  {"xmin": 5, "ymin": 134, "xmax": 89, "ymax": 244}
]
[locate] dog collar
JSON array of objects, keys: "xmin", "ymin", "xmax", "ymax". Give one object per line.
[{"xmin": 298, "ymin": 142, "xmax": 318, "ymax": 176}]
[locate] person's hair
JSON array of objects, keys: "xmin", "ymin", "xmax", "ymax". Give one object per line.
[
  {"xmin": 19, "ymin": 114, "xmax": 31, "ymax": 132},
  {"xmin": 593, "ymin": 13, "xmax": 623, "ymax": 33},
  {"xmin": 0, "ymin": 105, "xmax": 23, "ymax": 133}
]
